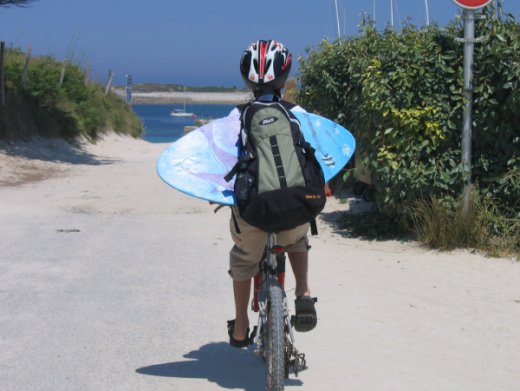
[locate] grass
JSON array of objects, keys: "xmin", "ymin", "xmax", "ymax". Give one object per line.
[
  {"xmin": 334, "ymin": 183, "xmax": 519, "ymax": 259},
  {"xmin": 409, "ymin": 191, "xmax": 520, "ymax": 259}
]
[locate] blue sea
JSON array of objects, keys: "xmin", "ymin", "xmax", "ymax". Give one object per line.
[{"xmin": 131, "ymin": 104, "xmax": 236, "ymax": 143}]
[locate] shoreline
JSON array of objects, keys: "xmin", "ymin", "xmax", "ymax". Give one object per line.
[{"xmin": 113, "ymin": 88, "xmax": 252, "ymax": 105}]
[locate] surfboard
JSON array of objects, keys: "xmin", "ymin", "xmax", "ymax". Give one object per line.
[{"xmin": 157, "ymin": 109, "xmax": 356, "ymax": 205}]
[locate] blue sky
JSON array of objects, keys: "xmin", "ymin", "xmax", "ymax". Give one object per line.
[{"xmin": 0, "ymin": 0, "xmax": 518, "ymax": 87}]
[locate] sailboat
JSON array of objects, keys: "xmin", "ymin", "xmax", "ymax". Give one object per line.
[{"xmin": 170, "ymin": 86, "xmax": 195, "ymax": 117}]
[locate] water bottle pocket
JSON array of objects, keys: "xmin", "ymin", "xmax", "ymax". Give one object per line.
[{"xmin": 235, "ymin": 172, "xmax": 254, "ymax": 201}]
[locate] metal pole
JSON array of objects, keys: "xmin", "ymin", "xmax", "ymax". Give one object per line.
[
  {"xmin": 424, "ymin": 0, "xmax": 430, "ymax": 26},
  {"xmin": 0, "ymin": 41, "xmax": 5, "ymax": 108},
  {"xmin": 334, "ymin": 0, "xmax": 341, "ymax": 39},
  {"xmin": 126, "ymin": 74, "xmax": 133, "ymax": 105},
  {"xmin": 390, "ymin": 0, "xmax": 394, "ymax": 28},
  {"xmin": 462, "ymin": 9, "xmax": 475, "ymax": 215}
]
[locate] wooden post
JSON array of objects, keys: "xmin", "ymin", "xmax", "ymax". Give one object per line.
[
  {"xmin": 0, "ymin": 41, "xmax": 5, "ymax": 107},
  {"xmin": 84, "ymin": 63, "xmax": 90, "ymax": 86},
  {"xmin": 59, "ymin": 59, "xmax": 67, "ymax": 85},
  {"xmin": 21, "ymin": 44, "xmax": 32, "ymax": 88},
  {"xmin": 104, "ymin": 69, "xmax": 114, "ymax": 96}
]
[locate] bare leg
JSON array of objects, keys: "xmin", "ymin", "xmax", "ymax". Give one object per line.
[
  {"xmin": 288, "ymin": 252, "xmax": 311, "ymax": 297},
  {"xmin": 232, "ymin": 278, "xmax": 251, "ymax": 341}
]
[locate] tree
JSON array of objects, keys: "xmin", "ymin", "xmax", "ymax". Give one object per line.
[{"xmin": 0, "ymin": 0, "xmax": 37, "ymax": 7}]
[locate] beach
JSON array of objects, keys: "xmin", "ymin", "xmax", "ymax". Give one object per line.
[{"xmin": 1, "ymin": 134, "xmax": 519, "ymax": 391}]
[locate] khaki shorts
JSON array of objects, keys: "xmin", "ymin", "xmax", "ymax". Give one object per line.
[{"xmin": 229, "ymin": 207, "xmax": 310, "ymax": 281}]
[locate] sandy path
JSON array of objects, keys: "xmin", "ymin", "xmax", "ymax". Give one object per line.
[{"xmin": 0, "ymin": 135, "xmax": 519, "ymax": 391}]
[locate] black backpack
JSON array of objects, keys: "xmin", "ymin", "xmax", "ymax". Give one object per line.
[{"xmin": 225, "ymin": 100, "xmax": 326, "ymax": 234}]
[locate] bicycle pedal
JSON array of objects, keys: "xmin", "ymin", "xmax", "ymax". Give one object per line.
[
  {"xmin": 293, "ymin": 353, "xmax": 307, "ymax": 375},
  {"xmin": 288, "ymin": 357, "xmax": 306, "ymax": 376}
]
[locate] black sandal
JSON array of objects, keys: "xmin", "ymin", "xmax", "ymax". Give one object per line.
[
  {"xmin": 294, "ymin": 296, "xmax": 318, "ymax": 332},
  {"xmin": 227, "ymin": 320, "xmax": 252, "ymax": 348}
]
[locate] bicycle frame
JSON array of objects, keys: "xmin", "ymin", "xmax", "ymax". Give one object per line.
[
  {"xmin": 252, "ymin": 233, "xmax": 286, "ymax": 312},
  {"xmin": 252, "ymin": 232, "xmax": 306, "ymax": 382}
]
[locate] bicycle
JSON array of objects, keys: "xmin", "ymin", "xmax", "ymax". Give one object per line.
[{"xmin": 250, "ymin": 232, "xmax": 307, "ymax": 391}]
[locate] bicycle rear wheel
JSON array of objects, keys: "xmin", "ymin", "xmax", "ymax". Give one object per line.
[{"xmin": 266, "ymin": 283, "xmax": 286, "ymax": 391}]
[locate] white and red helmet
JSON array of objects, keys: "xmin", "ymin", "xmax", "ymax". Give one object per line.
[{"xmin": 240, "ymin": 39, "xmax": 292, "ymax": 92}]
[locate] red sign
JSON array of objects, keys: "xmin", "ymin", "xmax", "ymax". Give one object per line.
[{"xmin": 452, "ymin": 0, "xmax": 493, "ymax": 9}]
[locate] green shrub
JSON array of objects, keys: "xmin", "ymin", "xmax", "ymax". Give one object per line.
[
  {"xmin": 0, "ymin": 49, "xmax": 142, "ymax": 140},
  {"xmin": 298, "ymin": 4, "xmax": 519, "ymax": 252}
]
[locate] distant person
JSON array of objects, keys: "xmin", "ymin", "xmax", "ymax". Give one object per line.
[{"xmin": 226, "ymin": 40, "xmax": 319, "ymax": 348}]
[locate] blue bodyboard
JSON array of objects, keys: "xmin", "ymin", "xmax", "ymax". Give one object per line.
[{"xmin": 157, "ymin": 110, "xmax": 355, "ymax": 205}]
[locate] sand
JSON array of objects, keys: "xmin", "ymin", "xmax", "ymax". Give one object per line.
[{"xmin": 1, "ymin": 134, "xmax": 519, "ymax": 391}]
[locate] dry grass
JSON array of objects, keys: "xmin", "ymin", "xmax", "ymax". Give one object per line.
[{"xmin": 410, "ymin": 191, "xmax": 519, "ymax": 259}]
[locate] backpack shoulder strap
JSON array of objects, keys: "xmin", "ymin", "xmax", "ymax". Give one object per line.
[
  {"xmin": 278, "ymin": 100, "xmax": 296, "ymax": 111},
  {"xmin": 236, "ymin": 101, "xmax": 252, "ymax": 114}
]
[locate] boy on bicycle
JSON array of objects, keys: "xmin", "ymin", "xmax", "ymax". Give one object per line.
[{"xmin": 227, "ymin": 40, "xmax": 318, "ymax": 348}]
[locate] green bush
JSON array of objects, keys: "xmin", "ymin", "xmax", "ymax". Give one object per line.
[
  {"xmin": 298, "ymin": 4, "xmax": 519, "ymax": 252},
  {"xmin": 0, "ymin": 49, "xmax": 142, "ymax": 140},
  {"xmin": 472, "ymin": 9, "xmax": 520, "ymax": 209}
]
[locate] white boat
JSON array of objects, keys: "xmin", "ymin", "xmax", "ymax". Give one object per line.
[
  {"xmin": 170, "ymin": 109, "xmax": 195, "ymax": 117},
  {"xmin": 170, "ymin": 86, "xmax": 195, "ymax": 117}
]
